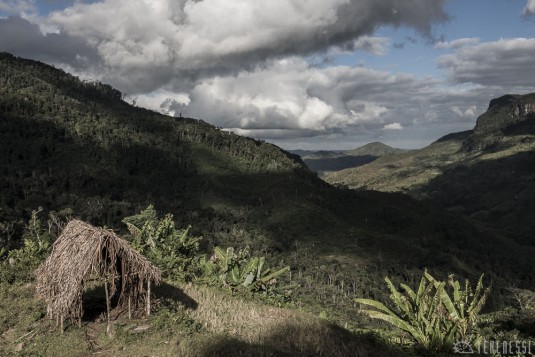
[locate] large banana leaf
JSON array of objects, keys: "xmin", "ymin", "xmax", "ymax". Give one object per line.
[
  {"xmin": 229, "ymin": 266, "xmax": 241, "ymax": 284},
  {"xmin": 439, "ymin": 286, "xmax": 461, "ymax": 321},
  {"xmin": 242, "ymin": 257, "xmax": 258, "ymax": 277},
  {"xmin": 364, "ymin": 310, "xmax": 425, "ymax": 344},
  {"xmin": 256, "ymin": 257, "xmax": 265, "ymax": 280},
  {"xmin": 259, "ymin": 266, "xmax": 290, "ymax": 283},
  {"xmin": 355, "ymin": 298, "xmax": 399, "ymax": 318},
  {"xmin": 400, "ymin": 282, "xmax": 416, "ymax": 301},
  {"xmin": 243, "ymin": 272, "xmax": 255, "ymax": 287},
  {"xmin": 213, "ymin": 246, "xmax": 226, "ymax": 264}
]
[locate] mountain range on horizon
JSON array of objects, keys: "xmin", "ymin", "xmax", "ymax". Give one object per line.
[{"xmin": 291, "ymin": 142, "xmax": 409, "ymax": 174}]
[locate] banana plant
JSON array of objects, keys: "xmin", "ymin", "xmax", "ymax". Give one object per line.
[
  {"xmin": 355, "ymin": 271, "xmax": 491, "ymax": 352},
  {"xmin": 123, "ymin": 206, "xmax": 200, "ymax": 280},
  {"xmin": 425, "ymin": 271, "xmax": 491, "ymax": 339},
  {"xmin": 199, "ymin": 246, "xmax": 290, "ymax": 293}
]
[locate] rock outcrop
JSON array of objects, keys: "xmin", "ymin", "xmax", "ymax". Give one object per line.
[{"xmin": 462, "ymin": 93, "xmax": 535, "ymax": 152}]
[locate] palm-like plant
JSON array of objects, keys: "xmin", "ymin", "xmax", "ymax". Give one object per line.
[{"xmin": 355, "ymin": 271, "xmax": 491, "ymax": 352}]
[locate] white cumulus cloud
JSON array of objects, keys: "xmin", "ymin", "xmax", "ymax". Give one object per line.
[
  {"xmin": 0, "ymin": 0, "xmax": 449, "ymax": 93},
  {"xmin": 7, "ymin": 0, "xmax": 531, "ymax": 149},
  {"xmin": 383, "ymin": 122, "xmax": 404, "ymax": 130},
  {"xmin": 435, "ymin": 37, "xmax": 480, "ymax": 49},
  {"xmin": 0, "ymin": 0, "xmax": 36, "ymax": 15},
  {"xmin": 451, "ymin": 106, "xmax": 477, "ymax": 119}
]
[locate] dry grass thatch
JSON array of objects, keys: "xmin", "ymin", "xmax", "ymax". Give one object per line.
[{"xmin": 35, "ymin": 219, "xmax": 161, "ymax": 326}]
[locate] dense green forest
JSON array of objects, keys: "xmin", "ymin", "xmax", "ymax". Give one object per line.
[{"xmin": 1, "ymin": 53, "xmax": 534, "ymax": 355}]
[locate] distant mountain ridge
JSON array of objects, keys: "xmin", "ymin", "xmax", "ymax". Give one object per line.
[
  {"xmin": 291, "ymin": 142, "xmax": 407, "ymax": 174},
  {"xmin": 325, "ymin": 92, "xmax": 535, "ymax": 245},
  {"xmin": 345, "ymin": 142, "xmax": 408, "ymax": 157}
]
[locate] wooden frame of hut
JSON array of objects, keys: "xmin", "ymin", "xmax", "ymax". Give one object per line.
[{"xmin": 35, "ymin": 220, "xmax": 161, "ymax": 333}]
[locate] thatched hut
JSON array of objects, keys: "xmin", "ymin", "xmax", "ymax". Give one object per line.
[{"xmin": 36, "ymin": 219, "xmax": 161, "ymax": 332}]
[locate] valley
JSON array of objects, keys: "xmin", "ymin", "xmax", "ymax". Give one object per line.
[{"xmin": 1, "ymin": 53, "xmax": 534, "ymax": 356}]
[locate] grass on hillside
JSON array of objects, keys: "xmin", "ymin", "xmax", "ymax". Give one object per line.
[
  {"xmin": 3, "ymin": 279, "xmax": 533, "ymax": 356},
  {"xmin": 324, "ymin": 131, "xmax": 472, "ymax": 193},
  {"xmin": 0, "ymin": 280, "xmax": 407, "ymax": 357}
]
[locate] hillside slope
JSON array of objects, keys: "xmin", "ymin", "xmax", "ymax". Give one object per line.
[
  {"xmin": 0, "ymin": 51, "xmax": 308, "ymax": 229},
  {"xmin": 325, "ymin": 130, "xmax": 472, "ymax": 192},
  {"xmin": 345, "ymin": 142, "xmax": 407, "ymax": 157},
  {"xmin": 1, "ymin": 52, "xmax": 534, "ymax": 323},
  {"xmin": 295, "ymin": 142, "xmax": 407, "ymax": 175}
]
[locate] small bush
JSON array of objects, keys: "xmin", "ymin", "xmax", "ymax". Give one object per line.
[
  {"xmin": 1, "ymin": 209, "xmax": 68, "ymax": 283},
  {"xmin": 198, "ymin": 246, "xmax": 291, "ymax": 301}
]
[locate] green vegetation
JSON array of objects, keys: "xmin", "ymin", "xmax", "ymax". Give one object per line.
[
  {"xmin": 198, "ymin": 245, "xmax": 290, "ymax": 295},
  {"xmin": 122, "ymin": 205, "xmax": 292, "ymax": 300},
  {"xmin": 1, "ymin": 208, "xmax": 70, "ymax": 283},
  {"xmin": 0, "ymin": 211, "xmax": 400, "ymax": 356},
  {"xmin": 325, "ymin": 130, "xmax": 472, "ymax": 193},
  {"xmin": 122, "ymin": 205, "xmax": 200, "ymax": 281},
  {"xmin": 0, "ymin": 278, "xmax": 408, "ymax": 356},
  {"xmin": 0, "ymin": 53, "xmax": 534, "ymax": 355},
  {"xmin": 356, "ymin": 271, "xmax": 491, "ymax": 352}
]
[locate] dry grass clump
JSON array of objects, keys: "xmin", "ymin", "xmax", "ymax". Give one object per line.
[{"xmin": 179, "ymin": 284, "xmax": 398, "ymax": 357}]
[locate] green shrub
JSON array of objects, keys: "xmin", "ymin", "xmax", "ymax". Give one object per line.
[
  {"xmin": 355, "ymin": 270, "xmax": 491, "ymax": 352},
  {"xmin": 198, "ymin": 246, "xmax": 290, "ymax": 295},
  {"xmin": 122, "ymin": 205, "xmax": 201, "ymax": 281},
  {"xmin": 1, "ymin": 209, "xmax": 55, "ymax": 283}
]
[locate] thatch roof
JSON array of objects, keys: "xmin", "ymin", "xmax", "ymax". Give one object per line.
[{"xmin": 36, "ymin": 219, "xmax": 161, "ymax": 322}]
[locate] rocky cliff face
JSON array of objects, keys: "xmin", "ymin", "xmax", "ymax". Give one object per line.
[{"xmin": 462, "ymin": 93, "xmax": 535, "ymax": 152}]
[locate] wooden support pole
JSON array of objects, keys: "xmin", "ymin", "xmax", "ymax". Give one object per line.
[
  {"xmin": 146, "ymin": 280, "xmax": 151, "ymax": 316},
  {"xmin": 128, "ymin": 295, "xmax": 132, "ymax": 320},
  {"xmin": 104, "ymin": 280, "xmax": 111, "ymax": 335},
  {"xmin": 78, "ymin": 303, "xmax": 82, "ymax": 328},
  {"xmin": 60, "ymin": 315, "xmax": 64, "ymax": 334}
]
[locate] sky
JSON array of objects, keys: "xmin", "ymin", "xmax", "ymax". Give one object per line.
[{"xmin": 1, "ymin": 0, "xmax": 534, "ymax": 150}]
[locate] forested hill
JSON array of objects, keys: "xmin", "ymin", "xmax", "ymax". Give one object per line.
[
  {"xmin": 0, "ymin": 52, "xmax": 311, "ymax": 226},
  {"xmin": 1, "ymin": 52, "xmax": 534, "ymax": 307}
]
